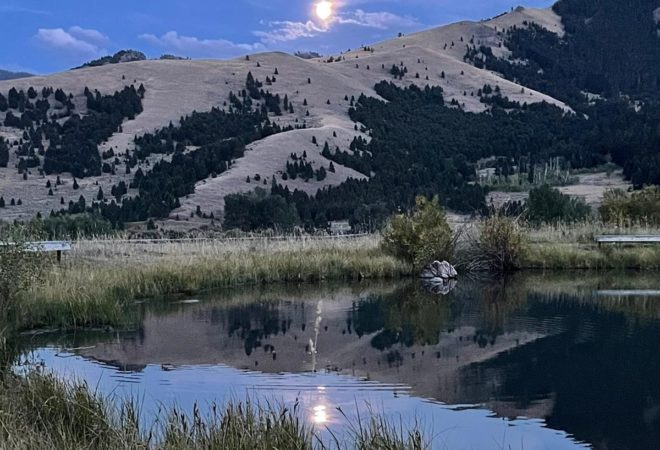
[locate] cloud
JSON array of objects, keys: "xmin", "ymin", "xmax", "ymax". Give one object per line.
[
  {"xmin": 336, "ymin": 9, "xmax": 420, "ymax": 30},
  {"xmin": 253, "ymin": 21, "xmax": 327, "ymax": 44},
  {"xmin": 139, "ymin": 31, "xmax": 264, "ymax": 58},
  {"xmin": 253, "ymin": 9, "xmax": 420, "ymax": 45},
  {"xmin": 35, "ymin": 27, "xmax": 107, "ymax": 57},
  {"xmin": 68, "ymin": 26, "xmax": 109, "ymax": 46}
]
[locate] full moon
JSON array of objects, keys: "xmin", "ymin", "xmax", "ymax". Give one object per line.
[{"xmin": 315, "ymin": 1, "xmax": 333, "ymax": 21}]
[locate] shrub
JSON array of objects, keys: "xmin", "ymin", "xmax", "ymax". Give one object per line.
[
  {"xmin": 382, "ymin": 196, "xmax": 454, "ymax": 269},
  {"xmin": 600, "ymin": 186, "xmax": 660, "ymax": 225},
  {"xmin": 526, "ymin": 185, "xmax": 591, "ymax": 224},
  {"xmin": 471, "ymin": 213, "xmax": 528, "ymax": 273},
  {"xmin": 0, "ymin": 225, "xmax": 46, "ymax": 315}
]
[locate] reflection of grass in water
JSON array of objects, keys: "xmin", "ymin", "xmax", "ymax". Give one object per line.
[
  {"xmin": 0, "ymin": 371, "xmax": 427, "ymax": 449},
  {"xmin": 512, "ymin": 271, "xmax": 660, "ymax": 321}
]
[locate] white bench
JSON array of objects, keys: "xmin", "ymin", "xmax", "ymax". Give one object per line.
[
  {"xmin": 595, "ymin": 235, "xmax": 660, "ymax": 247},
  {"xmin": 25, "ymin": 241, "xmax": 72, "ymax": 262}
]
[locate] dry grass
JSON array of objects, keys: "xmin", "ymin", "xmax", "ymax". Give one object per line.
[
  {"xmin": 14, "ymin": 220, "xmax": 660, "ymax": 331},
  {"xmin": 17, "ymin": 235, "xmax": 411, "ymax": 330}
]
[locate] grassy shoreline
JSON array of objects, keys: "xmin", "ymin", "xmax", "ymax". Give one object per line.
[
  {"xmin": 18, "ymin": 236, "xmax": 411, "ymax": 330},
  {"xmin": 12, "ymin": 223, "xmax": 660, "ymax": 331},
  {"xmin": 0, "ymin": 371, "xmax": 426, "ymax": 450}
]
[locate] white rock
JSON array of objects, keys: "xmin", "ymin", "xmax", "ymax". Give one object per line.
[{"xmin": 420, "ymin": 260, "xmax": 458, "ymax": 280}]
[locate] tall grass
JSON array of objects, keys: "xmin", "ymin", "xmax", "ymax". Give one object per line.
[
  {"xmin": 0, "ymin": 371, "xmax": 428, "ymax": 450},
  {"xmin": 14, "ymin": 221, "xmax": 660, "ymax": 331},
  {"xmin": 17, "ymin": 236, "xmax": 411, "ymax": 330},
  {"xmin": 521, "ymin": 221, "xmax": 660, "ymax": 270}
]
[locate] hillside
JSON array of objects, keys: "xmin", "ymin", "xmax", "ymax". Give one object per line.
[{"xmin": 0, "ymin": 0, "xmax": 657, "ymax": 232}]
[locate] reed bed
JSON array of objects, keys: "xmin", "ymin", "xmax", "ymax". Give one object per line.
[
  {"xmin": 0, "ymin": 371, "xmax": 427, "ymax": 450},
  {"xmin": 17, "ymin": 235, "xmax": 411, "ymax": 330}
]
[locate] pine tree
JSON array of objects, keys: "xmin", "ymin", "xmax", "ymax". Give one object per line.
[
  {"xmin": 48, "ymin": 188, "xmax": 53, "ymax": 196},
  {"xmin": 97, "ymin": 187, "xmax": 104, "ymax": 200},
  {"xmin": 329, "ymin": 162, "xmax": 335, "ymax": 173},
  {"xmin": 73, "ymin": 178, "xmax": 79, "ymax": 190},
  {"xmin": 0, "ymin": 197, "xmax": 4, "ymax": 208}
]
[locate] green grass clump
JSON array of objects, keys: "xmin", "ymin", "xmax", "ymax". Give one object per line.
[{"xmin": 0, "ymin": 371, "xmax": 428, "ymax": 450}]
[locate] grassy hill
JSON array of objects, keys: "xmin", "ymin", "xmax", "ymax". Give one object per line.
[{"xmin": 0, "ymin": 1, "xmax": 657, "ymax": 232}]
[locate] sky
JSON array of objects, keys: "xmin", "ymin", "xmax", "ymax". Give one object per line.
[{"xmin": 0, "ymin": 0, "xmax": 555, "ymax": 75}]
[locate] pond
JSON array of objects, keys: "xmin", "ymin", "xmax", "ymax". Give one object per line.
[{"xmin": 19, "ymin": 273, "xmax": 660, "ymax": 449}]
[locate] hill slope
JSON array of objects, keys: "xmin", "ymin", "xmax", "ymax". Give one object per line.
[
  {"xmin": 1, "ymin": 1, "xmax": 658, "ymax": 232},
  {"xmin": 0, "ymin": 6, "xmax": 567, "ymax": 227}
]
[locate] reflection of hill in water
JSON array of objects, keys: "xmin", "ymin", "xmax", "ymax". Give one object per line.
[
  {"xmin": 29, "ymin": 273, "xmax": 660, "ymax": 449},
  {"xmin": 66, "ymin": 280, "xmax": 560, "ymax": 407}
]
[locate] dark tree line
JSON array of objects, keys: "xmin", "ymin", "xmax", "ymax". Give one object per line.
[
  {"xmin": 1, "ymin": 85, "xmax": 143, "ymax": 178},
  {"xmin": 224, "ymin": 75, "xmax": 660, "ymax": 231},
  {"xmin": 463, "ymin": 0, "xmax": 660, "ymax": 188},
  {"xmin": 43, "ymin": 86, "xmax": 143, "ymax": 177},
  {"xmin": 90, "ymin": 91, "xmax": 290, "ymax": 226}
]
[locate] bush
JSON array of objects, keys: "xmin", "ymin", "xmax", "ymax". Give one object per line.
[
  {"xmin": 382, "ymin": 196, "xmax": 454, "ymax": 269},
  {"xmin": 526, "ymin": 185, "xmax": 591, "ymax": 224},
  {"xmin": 470, "ymin": 213, "xmax": 528, "ymax": 273},
  {"xmin": 0, "ymin": 225, "xmax": 46, "ymax": 315},
  {"xmin": 600, "ymin": 187, "xmax": 660, "ymax": 225}
]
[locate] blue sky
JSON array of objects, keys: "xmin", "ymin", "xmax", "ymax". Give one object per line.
[{"xmin": 0, "ymin": 0, "xmax": 554, "ymax": 74}]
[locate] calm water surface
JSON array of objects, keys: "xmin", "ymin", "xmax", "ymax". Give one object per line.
[{"xmin": 21, "ymin": 273, "xmax": 660, "ymax": 449}]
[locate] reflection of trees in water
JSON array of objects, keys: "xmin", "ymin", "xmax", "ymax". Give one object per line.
[
  {"xmin": 209, "ymin": 301, "xmax": 293, "ymax": 356},
  {"xmin": 462, "ymin": 293, "xmax": 660, "ymax": 450},
  {"xmin": 476, "ymin": 278, "xmax": 529, "ymax": 345},
  {"xmin": 350, "ymin": 284, "xmax": 452, "ymax": 350},
  {"xmin": 349, "ymin": 281, "xmax": 530, "ymax": 351}
]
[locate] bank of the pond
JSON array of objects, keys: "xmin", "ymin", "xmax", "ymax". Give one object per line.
[
  {"xmin": 15, "ymin": 227, "xmax": 660, "ymax": 331},
  {"xmin": 17, "ymin": 236, "xmax": 411, "ymax": 330},
  {"xmin": 523, "ymin": 243, "xmax": 660, "ymax": 270},
  {"xmin": 0, "ymin": 372, "xmax": 425, "ymax": 450}
]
